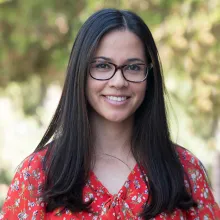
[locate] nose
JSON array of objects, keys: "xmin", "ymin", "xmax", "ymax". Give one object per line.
[{"xmin": 108, "ymin": 68, "xmax": 128, "ymax": 89}]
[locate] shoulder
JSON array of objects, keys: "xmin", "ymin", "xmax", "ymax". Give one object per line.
[
  {"xmin": 14, "ymin": 148, "xmax": 47, "ymax": 187},
  {"xmin": 6, "ymin": 148, "xmax": 47, "ymax": 194},
  {"xmin": 175, "ymin": 147, "xmax": 220, "ymax": 218},
  {"xmin": 175, "ymin": 145, "xmax": 205, "ymax": 172},
  {"xmin": 0, "ymin": 149, "xmax": 48, "ymax": 219},
  {"xmin": 175, "ymin": 145, "xmax": 210, "ymax": 189},
  {"xmin": 18, "ymin": 148, "xmax": 47, "ymax": 174},
  {"xmin": 175, "ymin": 146, "xmax": 213, "ymax": 202}
]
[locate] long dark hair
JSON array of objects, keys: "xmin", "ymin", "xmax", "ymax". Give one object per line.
[{"xmin": 34, "ymin": 8, "xmax": 196, "ymax": 219}]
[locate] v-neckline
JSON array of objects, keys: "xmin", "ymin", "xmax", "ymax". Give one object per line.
[{"xmin": 89, "ymin": 163, "xmax": 138, "ymax": 197}]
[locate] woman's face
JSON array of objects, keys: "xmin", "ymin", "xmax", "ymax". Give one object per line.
[{"xmin": 86, "ymin": 30, "xmax": 147, "ymax": 123}]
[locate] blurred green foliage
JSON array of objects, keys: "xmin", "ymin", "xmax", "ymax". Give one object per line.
[{"xmin": 0, "ymin": 0, "xmax": 219, "ymax": 199}]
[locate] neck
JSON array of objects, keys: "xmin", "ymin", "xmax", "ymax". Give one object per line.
[{"xmin": 90, "ymin": 112, "xmax": 134, "ymax": 158}]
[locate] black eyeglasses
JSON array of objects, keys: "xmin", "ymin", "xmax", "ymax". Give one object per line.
[{"xmin": 89, "ymin": 61, "xmax": 153, "ymax": 83}]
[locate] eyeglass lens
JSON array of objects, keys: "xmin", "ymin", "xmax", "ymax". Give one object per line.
[{"xmin": 90, "ymin": 62, "xmax": 150, "ymax": 82}]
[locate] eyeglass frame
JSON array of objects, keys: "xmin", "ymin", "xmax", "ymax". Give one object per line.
[{"xmin": 89, "ymin": 61, "xmax": 153, "ymax": 83}]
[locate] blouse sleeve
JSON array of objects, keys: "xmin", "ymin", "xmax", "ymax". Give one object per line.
[
  {"xmin": 0, "ymin": 151, "xmax": 46, "ymax": 220},
  {"xmin": 179, "ymin": 148, "xmax": 220, "ymax": 219}
]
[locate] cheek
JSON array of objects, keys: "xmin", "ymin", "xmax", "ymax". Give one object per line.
[
  {"xmin": 136, "ymin": 82, "xmax": 147, "ymax": 101},
  {"xmin": 86, "ymin": 78, "xmax": 104, "ymax": 105}
]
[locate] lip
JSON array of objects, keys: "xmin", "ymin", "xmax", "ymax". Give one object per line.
[
  {"xmin": 102, "ymin": 95, "xmax": 130, "ymax": 106},
  {"xmin": 103, "ymin": 95, "xmax": 131, "ymax": 98}
]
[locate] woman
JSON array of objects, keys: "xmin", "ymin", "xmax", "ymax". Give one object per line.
[{"xmin": 1, "ymin": 8, "xmax": 220, "ymax": 220}]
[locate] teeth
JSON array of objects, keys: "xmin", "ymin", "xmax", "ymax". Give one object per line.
[{"xmin": 106, "ymin": 96, "xmax": 127, "ymax": 102}]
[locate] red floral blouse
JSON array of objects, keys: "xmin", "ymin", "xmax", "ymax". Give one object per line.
[{"xmin": 1, "ymin": 147, "xmax": 220, "ymax": 220}]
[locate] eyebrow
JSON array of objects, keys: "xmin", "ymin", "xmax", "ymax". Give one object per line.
[{"xmin": 93, "ymin": 56, "xmax": 145, "ymax": 63}]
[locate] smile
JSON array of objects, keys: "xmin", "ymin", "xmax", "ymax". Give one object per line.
[{"xmin": 105, "ymin": 96, "xmax": 128, "ymax": 102}]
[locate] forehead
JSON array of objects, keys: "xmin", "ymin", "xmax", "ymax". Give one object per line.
[{"xmin": 94, "ymin": 30, "xmax": 145, "ymax": 62}]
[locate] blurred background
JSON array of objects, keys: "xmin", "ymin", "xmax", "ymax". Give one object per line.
[{"xmin": 0, "ymin": 0, "xmax": 219, "ymax": 208}]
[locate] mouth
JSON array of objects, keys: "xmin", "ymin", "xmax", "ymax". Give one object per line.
[{"xmin": 103, "ymin": 95, "xmax": 130, "ymax": 102}]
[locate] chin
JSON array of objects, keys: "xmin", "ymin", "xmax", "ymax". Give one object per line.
[{"xmin": 103, "ymin": 113, "xmax": 133, "ymax": 123}]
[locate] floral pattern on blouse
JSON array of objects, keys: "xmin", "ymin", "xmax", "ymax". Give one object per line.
[{"xmin": 1, "ymin": 147, "xmax": 220, "ymax": 219}]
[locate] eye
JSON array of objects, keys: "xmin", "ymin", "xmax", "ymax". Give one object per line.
[
  {"xmin": 126, "ymin": 64, "xmax": 141, "ymax": 71},
  {"xmin": 95, "ymin": 63, "xmax": 111, "ymax": 69}
]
